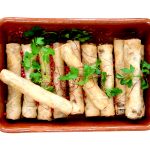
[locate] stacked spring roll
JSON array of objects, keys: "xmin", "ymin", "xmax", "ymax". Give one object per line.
[
  {"xmin": 82, "ymin": 43, "xmax": 100, "ymax": 117},
  {"xmin": 67, "ymin": 40, "xmax": 84, "ymax": 115},
  {"xmin": 53, "ymin": 42, "xmax": 67, "ymax": 119},
  {"xmin": 21, "ymin": 44, "xmax": 37, "ymax": 118},
  {"xmin": 124, "ymin": 39, "xmax": 145, "ymax": 119},
  {"xmin": 114, "ymin": 40, "xmax": 126, "ymax": 115},
  {"xmin": 37, "ymin": 45, "xmax": 52, "ymax": 121},
  {"xmin": 6, "ymin": 44, "xmax": 22, "ymax": 120},
  {"xmin": 98, "ymin": 44, "xmax": 115, "ymax": 116}
]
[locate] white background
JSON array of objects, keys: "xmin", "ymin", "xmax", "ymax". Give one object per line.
[{"xmin": 0, "ymin": 0, "xmax": 150, "ymax": 149}]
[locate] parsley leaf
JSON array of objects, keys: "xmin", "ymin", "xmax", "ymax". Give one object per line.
[
  {"xmin": 141, "ymin": 60, "xmax": 150, "ymax": 75},
  {"xmin": 30, "ymin": 72, "xmax": 42, "ymax": 84},
  {"xmin": 116, "ymin": 65, "xmax": 135, "ymax": 88},
  {"xmin": 22, "ymin": 52, "xmax": 33, "ymax": 70},
  {"xmin": 60, "ymin": 29, "xmax": 92, "ymax": 43},
  {"xmin": 31, "ymin": 40, "xmax": 40, "ymax": 55},
  {"xmin": 105, "ymin": 88, "xmax": 123, "ymax": 98},
  {"xmin": 101, "ymin": 72, "xmax": 107, "ymax": 86},
  {"xmin": 32, "ymin": 60, "xmax": 41, "ymax": 71},
  {"xmin": 23, "ymin": 26, "xmax": 43, "ymax": 38},
  {"xmin": 43, "ymin": 85, "xmax": 55, "ymax": 92},
  {"xmin": 141, "ymin": 78, "xmax": 149, "ymax": 90},
  {"xmin": 34, "ymin": 37, "xmax": 45, "ymax": 46},
  {"xmin": 78, "ymin": 64, "xmax": 96, "ymax": 85},
  {"xmin": 41, "ymin": 47, "xmax": 55, "ymax": 63},
  {"xmin": 121, "ymin": 64, "xmax": 135, "ymax": 74},
  {"xmin": 59, "ymin": 67, "xmax": 79, "ymax": 81}
]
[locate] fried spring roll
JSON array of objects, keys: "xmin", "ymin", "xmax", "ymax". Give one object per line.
[
  {"xmin": 67, "ymin": 40, "xmax": 84, "ymax": 114},
  {"xmin": 0, "ymin": 69, "xmax": 72, "ymax": 115},
  {"xmin": 98, "ymin": 44, "xmax": 115, "ymax": 116},
  {"xmin": 114, "ymin": 40, "xmax": 126, "ymax": 115},
  {"xmin": 6, "ymin": 43, "xmax": 22, "ymax": 120},
  {"xmin": 124, "ymin": 39, "xmax": 145, "ymax": 119},
  {"xmin": 21, "ymin": 44, "xmax": 37, "ymax": 118},
  {"xmin": 81, "ymin": 43, "xmax": 100, "ymax": 117},
  {"xmin": 37, "ymin": 46, "xmax": 52, "ymax": 121},
  {"xmin": 60, "ymin": 43, "xmax": 109, "ymax": 110},
  {"xmin": 53, "ymin": 43, "xmax": 67, "ymax": 118}
]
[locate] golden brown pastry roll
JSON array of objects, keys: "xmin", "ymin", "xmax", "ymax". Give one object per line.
[
  {"xmin": 6, "ymin": 43, "xmax": 22, "ymax": 120},
  {"xmin": 37, "ymin": 46, "xmax": 52, "ymax": 121},
  {"xmin": 67, "ymin": 40, "xmax": 84, "ymax": 114},
  {"xmin": 114, "ymin": 40, "xmax": 126, "ymax": 115},
  {"xmin": 60, "ymin": 43, "xmax": 109, "ymax": 110},
  {"xmin": 124, "ymin": 39, "xmax": 145, "ymax": 119},
  {"xmin": 0, "ymin": 69, "xmax": 72, "ymax": 115},
  {"xmin": 53, "ymin": 42, "xmax": 67, "ymax": 119},
  {"xmin": 98, "ymin": 44, "xmax": 115, "ymax": 116},
  {"xmin": 21, "ymin": 44, "xmax": 37, "ymax": 118},
  {"xmin": 81, "ymin": 43, "xmax": 100, "ymax": 117}
]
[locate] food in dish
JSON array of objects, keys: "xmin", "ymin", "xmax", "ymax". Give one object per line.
[{"xmin": 0, "ymin": 27, "xmax": 149, "ymax": 121}]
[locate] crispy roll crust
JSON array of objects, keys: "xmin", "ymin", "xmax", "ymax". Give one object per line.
[
  {"xmin": 82, "ymin": 43, "xmax": 100, "ymax": 117},
  {"xmin": 114, "ymin": 40, "xmax": 126, "ymax": 115},
  {"xmin": 21, "ymin": 44, "xmax": 37, "ymax": 118},
  {"xmin": 98, "ymin": 44, "xmax": 115, "ymax": 116},
  {"xmin": 53, "ymin": 42, "xmax": 67, "ymax": 118},
  {"xmin": 6, "ymin": 43, "xmax": 22, "ymax": 120},
  {"xmin": 38, "ymin": 46, "xmax": 52, "ymax": 121},
  {"xmin": 124, "ymin": 39, "xmax": 145, "ymax": 119},
  {"xmin": 67, "ymin": 40, "xmax": 84, "ymax": 114},
  {"xmin": 0, "ymin": 69, "xmax": 72, "ymax": 115}
]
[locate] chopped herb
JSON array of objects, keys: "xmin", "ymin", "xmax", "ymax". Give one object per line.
[
  {"xmin": 34, "ymin": 37, "xmax": 45, "ymax": 46},
  {"xmin": 105, "ymin": 88, "xmax": 123, "ymax": 98},
  {"xmin": 41, "ymin": 47, "xmax": 55, "ymax": 63},
  {"xmin": 22, "ymin": 52, "xmax": 33, "ymax": 70},
  {"xmin": 116, "ymin": 65, "xmax": 135, "ymax": 88},
  {"xmin": 121, "ymin": 64, "xmax": 135, "ymax": 74},
  {"xmin": 101, "ymin": 72, "xmax": 107, "ymax": 86},
  {"xmin": 141, "ymin": 78, "xmax": 149, "ymax": 90},
  {"xmin": 140, "ymin": 60, "xmax": 150, "ymax": 89},
  {"xmin": 43, "ymin": 85, "xmax": 55, "ymax": 92},
  {"xmin": 141, "ymin": 60, "xmax": 150, "ymax": 75},
  {"xmin": 23, "ymin": 27, "xmax": 92, "ymax": 44},
  {"xmin": 31, "ymin": 40, "xmax": 40, "ymax": 55},
  {"xmin": 30, "ymin": 72, "xmax": 42, "ymax": 84},
  {"xmin": 60, "ymin": 29, "xmax": 92, "ymax": 43},
  {"xmin": 32, "ymin": 60, "xmax": 41, "ymax": 71},
  {"xmin": 78, "ymin": 64, "xmax": 96, "ymax": 85},
  {"xmin": 23, "ymin": 26, "xmax": 43, "ymax": 38},
  {"xmin": 59, "ymin": 67, "xmax": 79, "ymax": 81}
]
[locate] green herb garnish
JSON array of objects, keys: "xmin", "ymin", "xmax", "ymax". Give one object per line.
[
  {"xmin": 141, "ymin": 60, "xmax": 150, "ymax": 75},
  {"xmin": 78, "ymin": 60, "xmax": 101, "ymax": 85},
  {"xmin": 30, "ymin": 72, "xmax": 42, "ymax": 84},
  {"xmin": 22, "ymin": 52, "xmax": 33, "ymax": 70},
  {"xmin": 43, "ymin": 85, "xmax": 55, "ymax": 92},
  {"xmin": 41, "ymin": 47, "xmax": 55, "ymax": 63},
  {"xmin": 105, "ymin": 88, "xmax": 123, "ymax": 98},
  {"xmin": 60, "ymin": 28, "xmax": 92, "ymax": 43},
  {"xmin": 32, "ymin": 60, "xmax": 41, "ymax": 71},
  {"xmin": 59, "ymin": 67, "xmax": 79, "ymax": 81},
  {"xmin": 116, "ymin": 65, "xmax": 135, "ymax": 88},
  {"xmin": 140, "ymin": 60, "xmax": 150, "ymax": 89}
]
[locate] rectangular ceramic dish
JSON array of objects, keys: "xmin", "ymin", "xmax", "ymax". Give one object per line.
[{"xmin": 0, "ymin": 18, "xmax": 150, "ymax": 132}]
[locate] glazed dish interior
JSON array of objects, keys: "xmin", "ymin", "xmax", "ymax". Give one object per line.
[{"xmin": 0, "ymin": 18, "xmax": 150, "ymax": 132}]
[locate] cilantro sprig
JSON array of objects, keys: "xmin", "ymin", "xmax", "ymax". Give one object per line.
[
  {"xmin": 105, "ymin": 88, "xmax": 123, "ymax": 98},
  {"xmin": 140, "ymin": 60, "xmax": 150, "ymax": 90},
  {"xmin": 116, "ymin": 65, "xmax": 135, "ymax": 88},
  {"xmin": 59, "ymin": 67, "xmax": 79, "ymax": 81},
  {"xmin": 23, "ymin": 27, "xmax": 92, "ymax": 44}
]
